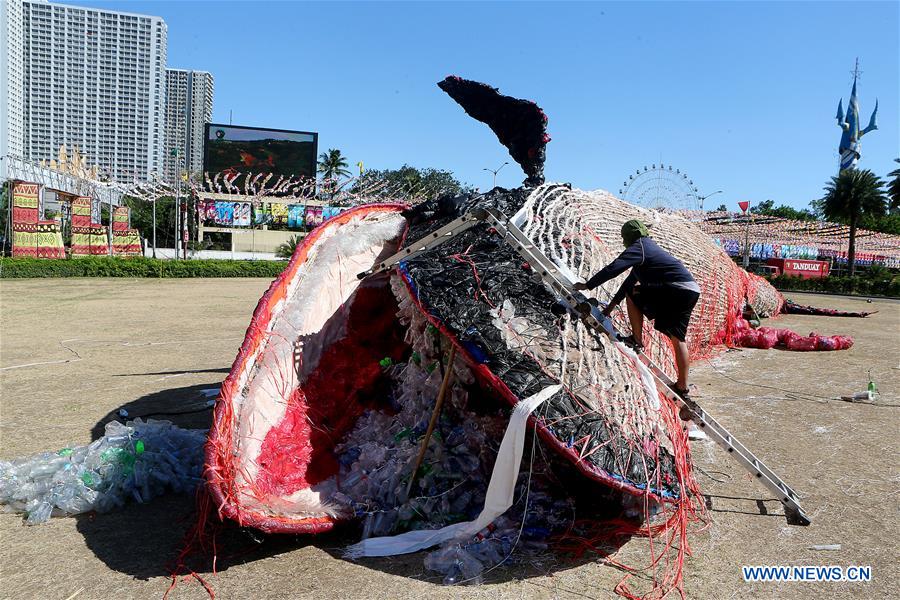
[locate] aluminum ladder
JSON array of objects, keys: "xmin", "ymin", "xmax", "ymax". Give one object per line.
[{"xmin": 359, "ymin": 206, "xmax": 811, "ymax": 525}]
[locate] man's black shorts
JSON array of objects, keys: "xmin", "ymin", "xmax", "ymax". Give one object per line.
[{"xmin": 627, "ymin": 283, "xmax": 700, "ymax": 342}]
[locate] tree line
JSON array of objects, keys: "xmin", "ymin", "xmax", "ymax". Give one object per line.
[{"xmin": 317, "ymin": 148, "xmax": 473, "ymax": 201}]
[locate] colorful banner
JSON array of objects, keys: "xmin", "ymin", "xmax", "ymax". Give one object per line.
[
  {"xmin": 288, "ymin": 204, "xmax": 305, "ymax": 229},
  {"xmin": 112, "ymin": 206, "xmax": 130, "ymax": 231},
  {"xmin": 766, "ymin": 259, "xmax": 830, "ymax": 279},
  {"xmin": 322, "ymin": 206, "xmax": 344, "ymax": 221},
  {"xmin": 703, "ymin": 210, "xmax": 900, "ymax": 268},
  {"xmin": 71, "ymin": 226, "xmax": 107, "ymax": 257},
  {"xmin": 233, "ymin": 202, "xmax": 251, "ymax": 227},
  {"xmin": 271, "ymin": 203, "xmax": 288, "ymax": 226},
  {"xmin": 304, "ymin": 205, "xmax": 324, "ymax": 228},
  {"xmin": 215, "ymin": 201, "xmax": 234, "ymax": 225},
  {"xmin": 197, "ymin": 200, "xmax": 216, "ymax": 224},
  {"xmin": 113, "ymin": 230, "xmax": 142, "ymax": 256},
  {"xmin": 71, "ymin": 197, "xmax": 94, "ymax": 228},
  {"xmin": 254, "ymin": 203, "xmax": 272, "ymax": 226},
  {"xmin": 12, "ymin": 182, "xmax": 39, "ymax": 225},
  {"xmin": 13, "ymin": 228, "xmax": 37, "ymax": 258},
  {"xmin": 35, "ymin": 221, "xmax": 65, "ymax": 259},
  {"xmin": 71, "ymin": 196, "xmax": 107, "ymax": 257}
]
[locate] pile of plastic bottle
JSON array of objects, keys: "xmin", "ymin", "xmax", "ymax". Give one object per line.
[
  {"xmin": 0, "ymin": 419, "xmax": 206, "ymax": 525},
  {"xmin": 335, "ymin": 307, "xmax": 576, "ymax": 583}
]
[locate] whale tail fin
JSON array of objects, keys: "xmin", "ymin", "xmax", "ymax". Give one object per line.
[{"xmin": 438, "ymin": 76, "xmax": 549, "ymax": 187}]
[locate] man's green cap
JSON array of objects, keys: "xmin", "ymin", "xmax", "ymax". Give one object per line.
[{"xmin": 621, "ymin": 220, "xmax": 650, "ymax": 245}]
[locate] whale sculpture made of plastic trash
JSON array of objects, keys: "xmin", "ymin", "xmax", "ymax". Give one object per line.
[
  {"xmin": 205, "ymin": 75, "xmax": 788, "ymax": 535},
  {"xmin": 204, "ymin": 181, "xmax": 785, "ymax": 534}
]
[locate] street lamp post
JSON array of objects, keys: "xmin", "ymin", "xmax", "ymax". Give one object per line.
[
  {"xmin": 742, "ymin": 206, "xmax": 752, "ymax": 270},
  {"xmin": 483, "ymin": 161, "xmax": 508, "ymax": 189},
  {"xmin": 107, "ymin": 193, "xmax": 114, "ymax": 257},
  {"xmin": 171, "ymin": 148, "xmax": 182, "ymax": 260},
  {"xmin": 697, "ymin": 190, "xmax": 724, "ymax": 233},
  {"xmin": 698, "ymin": 190, "xmax": 723, "ymax": 213},
  {"xmin": 181, "ymin": 169, "xmax": 188, "ymax": 260},
  {"xmin": 151, "ymin": 193, "xmax": 157, "ymax": 258}
]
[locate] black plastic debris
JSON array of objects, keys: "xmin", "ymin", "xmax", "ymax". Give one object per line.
[
  {"xmin": 438, "ymin": 76, "xmax": 550, "ymax": 187},
  {"xmin": 399, "ymin": 187, "xmax": 680, "ymax": 497}
]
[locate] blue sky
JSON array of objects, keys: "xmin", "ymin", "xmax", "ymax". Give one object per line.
[{"xmin": 63, "ymin": 1, "xmax": 898, "ymax": 210}]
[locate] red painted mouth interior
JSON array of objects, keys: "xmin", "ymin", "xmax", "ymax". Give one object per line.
[{"xmin": 254, "ymin": 282, "xmax": 407, "ymax": 497}]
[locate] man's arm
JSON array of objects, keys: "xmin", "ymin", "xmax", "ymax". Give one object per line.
[
  {"xmin": 603, "ymin": 272, "xmax": 636, "ymax": 315},
  {"xmin": 583, "ymin": 241, "xmax": 644, "ymax": 290}
]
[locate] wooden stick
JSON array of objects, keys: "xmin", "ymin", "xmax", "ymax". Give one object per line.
[{"xmin": 405, "ymin": 344, "xmax": 457, "ymax": 499}]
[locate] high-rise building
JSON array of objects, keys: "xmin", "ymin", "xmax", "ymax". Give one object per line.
[
  {"xmin": 1, "ymin": 0, "xmax": 26, "ymax": 179},
  {"xmin": 163, "ymin": 69, "xmax": 213, "ymax": 183},
  {"xmin": 16, "ymin": 0, "xmax": 167, "ymax": 182}
]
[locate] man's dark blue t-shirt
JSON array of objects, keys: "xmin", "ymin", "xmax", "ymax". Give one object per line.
[{"xmin": 585, "ymin": 237, "xmax": 698, "ymax": 299}]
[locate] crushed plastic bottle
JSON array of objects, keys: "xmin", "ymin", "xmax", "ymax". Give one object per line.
[
  {"xmin": 425, "ymin": 544, "xmax": 485, "ymax": 585},
  {"xmin": 0, "ymin": 418, "xmax": 206, "ymax": 525}
]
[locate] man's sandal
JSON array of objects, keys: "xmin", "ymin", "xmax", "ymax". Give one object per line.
[
  {"xmin": 617, "ymin": 334, "xmax": 644, "ymax": 351},
  {"xmin": 669, "ymin": 385, "xmax": 696, "ymax": 420}
]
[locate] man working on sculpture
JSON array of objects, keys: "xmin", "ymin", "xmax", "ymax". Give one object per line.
[{"xmin": 574, "ymin": 220, "xmax": 700, "ymax": 400}]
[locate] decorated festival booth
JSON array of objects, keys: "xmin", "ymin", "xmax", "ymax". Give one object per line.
[
  {"xmin": 7, "ymin": 180, "xmax": 140, "ymax": 259},
  {"xmin": 111, "ymin": 206, "xmax": 142, "ymax": 256},
  {"xmin": 10, "ymin": 182, "xmax": 65, "ymax": 258},
  {"xmin": 70, "ymin": 196, "xmax": 108, "ymax": 256},
  {"xmin": 5, "ymin": 147, "xmax": 135, "ymax": 259}
]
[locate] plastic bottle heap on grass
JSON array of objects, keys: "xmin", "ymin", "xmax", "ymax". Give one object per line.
[{"xmin": 0, "ymin": 419, "xmax": 206, "ymax": 525}]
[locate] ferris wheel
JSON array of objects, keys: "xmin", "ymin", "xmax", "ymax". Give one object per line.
[{"xmin": 619, "ymin": 163, "xmax": 700, "ymax": 211}]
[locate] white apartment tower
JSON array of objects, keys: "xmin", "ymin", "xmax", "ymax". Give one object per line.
[
  {"xmin": 17, "ymin": 0, "xmax": 168, "ymax": 182},
  {"xmin": 163, "ymin": 69, "xmax": 214, "ymax": 182},
  {"xmin": 1, "ymin": 0, "xmax": 26, "ymax": 179}
]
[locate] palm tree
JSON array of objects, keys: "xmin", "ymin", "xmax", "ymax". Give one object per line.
[
  {"xmin": 275, "ymin": 234, "xmax": 303, "ymax": 259},
  {"xmin": 821, "ymin": 168, "xmax": 888, "ymax": 276},
  {"xmin": 317, "ymin": 149, "xmax": 351, "ymax": 200},
  {"xmin": 888, "ymin": 158, "xmax": 900, "ymax": 212}
]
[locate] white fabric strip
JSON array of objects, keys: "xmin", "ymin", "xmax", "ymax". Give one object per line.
[{"xmin": 344, "ymin": 384, "xmax": 563, "ymax": 559}]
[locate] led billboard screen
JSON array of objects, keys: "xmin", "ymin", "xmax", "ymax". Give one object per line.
[{"xmin": 203, "ymin": 124, "xmax": 318, "ymax": 185}]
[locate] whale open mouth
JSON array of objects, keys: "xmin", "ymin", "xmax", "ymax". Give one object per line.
[{"xmin": 205, "ymin": 204, "xmax": 410, "ymax": 533}]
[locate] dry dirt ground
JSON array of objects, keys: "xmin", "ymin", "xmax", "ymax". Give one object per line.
[{"xmin": 1, "ymin": 278, "xmax": 897, "ymax": 600}]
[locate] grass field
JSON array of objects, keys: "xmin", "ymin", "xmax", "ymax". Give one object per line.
[{"xmin": 1, "ymin": 279, "xmax": 897, "ymax": 599}]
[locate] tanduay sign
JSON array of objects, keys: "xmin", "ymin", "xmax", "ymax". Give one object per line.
[{"xmin": 766, "ymin": 258, "xmax": 830, "ymax": 279}]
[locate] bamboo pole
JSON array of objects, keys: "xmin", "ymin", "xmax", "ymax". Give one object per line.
[{"xmin": 405, "ymin": 344, "xmax": 457, "ymax": 499}]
